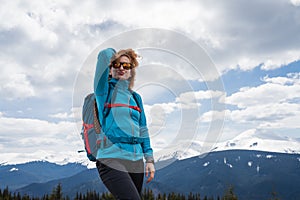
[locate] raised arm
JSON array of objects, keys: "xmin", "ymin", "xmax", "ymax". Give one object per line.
[{"xmin": 93, "ymin": 48, "xmax": 115, "ymax": 123}]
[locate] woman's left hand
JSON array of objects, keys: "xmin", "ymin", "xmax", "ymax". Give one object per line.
[{"xmin": 145, "ymin": 163, "xmax": 155, "ymax": 183}]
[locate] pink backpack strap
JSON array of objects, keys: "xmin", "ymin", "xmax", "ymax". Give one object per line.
[{"xmin": 105, "ymin": 103, "xmax": 141, "ymax": 113}]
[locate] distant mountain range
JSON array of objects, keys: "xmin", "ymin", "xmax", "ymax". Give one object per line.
[
  {"xmin": 156, "ymin": 129, "xmax": 300, "ymax": 161},
  {"xmin": 0, "ymin": 161, "xmax": 87, "ymax": 190},
  {"xmin": 215, "ymin": 129, "xmax": 300, "ymax": 154},
  {"xmin": 2, "ymin": 129, "xmax": 299, "ymax": 167},
  {"xmin": 1, "ymin": 150, "xmax": 300, "ymax": 200},
  {"xmin": 1, "ymin": 130, "xmax": 300, "ymax": 200},
  {"xmin": 150, "ymin": 150, "xmax": 300, "ymax": 200}
]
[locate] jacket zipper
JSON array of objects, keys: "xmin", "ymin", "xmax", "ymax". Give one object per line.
[{"xmin": 129, "ymin": 95, "xmax": 136, "ymax": 158}]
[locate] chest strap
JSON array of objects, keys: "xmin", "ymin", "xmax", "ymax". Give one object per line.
[
  {"xmin": 105, "ymin": 103, "xmax": 141, "ymax": 113},
  {"xmin": 108, "ymin": 135, "xmax": 144, "ymax": 144}
]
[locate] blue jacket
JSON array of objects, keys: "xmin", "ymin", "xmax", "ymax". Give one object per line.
[{"xmin": 94, "ymin": 48, "xmax": 153, "ymax": 161}]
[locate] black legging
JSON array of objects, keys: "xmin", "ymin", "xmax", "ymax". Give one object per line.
[{"xmin": 96, "ymin": 159, "xmax": 144, "ymax": 200}]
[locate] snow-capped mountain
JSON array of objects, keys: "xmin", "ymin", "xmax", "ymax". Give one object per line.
[
  {"xmin": 214, "ymin": 129, "xmax": 300, "ymax": 154},
  {"xmin": 0, "ymin": 161, "xmax": 87, "ymax": 190},
  {"xmin": 2, "ymin": 129, "xmax": 299, "ymax": 166},
  {"xmin": 154, "ymin": 129, "xmax": 300, "ymax": 162},
  {"xmin": 0, "ymin": 149, "xmax": 95, "ymax": 168},
  {"xmin": 9, "ymin": 150, "xmax": 300, "ymax": 200},
  {"xmin": 2, "ymin": 130, "xmax": 300, "ymax": 199}
]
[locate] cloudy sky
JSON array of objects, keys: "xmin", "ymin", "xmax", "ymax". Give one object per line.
[{"xmin": 1, "ymin": 0, "xmax": 300, "ymax": 165}]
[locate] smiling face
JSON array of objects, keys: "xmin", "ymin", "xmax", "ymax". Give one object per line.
[{"xmin": 110, "ymin": 55, "xmax": 132, "ymax": 80}]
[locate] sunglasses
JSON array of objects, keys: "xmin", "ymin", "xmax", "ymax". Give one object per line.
[{"xmin": 112, "ymin": 62, "xmax": 133, "ymax": 70}]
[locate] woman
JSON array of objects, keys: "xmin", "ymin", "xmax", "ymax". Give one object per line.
[{"xmin": 94, "ymin": 48, "xmax": 155, "ymax": 200}]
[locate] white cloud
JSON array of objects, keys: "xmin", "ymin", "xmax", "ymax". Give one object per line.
[
  {"xmin": 194, "ymin": 1, "xmax": 300, "ymax": 72},
  {"xmin": 0, "ymin": 58, "xmax": 35, "ymax": 99},
  {"xmin": 200, "ymin": 110, "xmax": 231, "ymax": 123},
  {"xmin": 2, "ymin": 0, "xmax": 299, "ymax": 99},
  {"xmin": 1, "ymin": 0, "xmax": 300, "ymax": 163},
  {"xmin": 0, "ymin": 1, "xmax": 95, "ymax": 101},
  {"xmin": 260, "ymin": 51, "xmax": 300, "ymax": 70},
  {"xmin": 262, "ymin": 76, "xmax": 294, "ymax": 85},
  {"xmin": 0, "ymin": 116, "xmax": 73, "ymax": 135},
  {"xmin": 49, "ymin": 111, "xmax": 74, "ymax": 120},
  {"xmin": 2, "ymin": 0, "xmax": 300, "ymax": 74},
  {"xmin": 0, "ymin": 114, "xmax": 82, "ymax": 157},
  {"xmin": 141, "ymin": 88, "xmax": 226, "ymax": 148},
  {"xmin": 226, "ymin": 74, "xmax": 300, "ymax": 108},
  {"xmin": 290, "ymin": 0, "xmax": 300, "ymax": 6},
  {"xmin": 0, "ymin": 1, "xmax": 59, "ymax": 47},
  {"xmin": 174, "ymin": 90, "xmax": 225, "ymax": 110},
  {"xmin": 230, "ymin": 103, "xmax": 300, "ymax": 124},
  {"xmin": 144, "ymin": 102, "xmax": 179, "ymax": 138},
  {"xmin": 194, "ymin": 90, "xmax": 225, "ymax": 100},
  {"xmin": 0, "ymin": 73, "xmax": 35, "ymax": 99},
  {"xmin": 263, "ymin": 72, "xmax": 300, "ymax": 84},
  {"xmin": 224, "ymin": 73, "xmax": 300, "ymax": 132}
]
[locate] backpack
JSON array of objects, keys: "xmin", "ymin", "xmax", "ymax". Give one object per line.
[
  {"xmin": 80, "ymin": 93, "xmax": 101, "ymax": 161},
  {"xmin": 80, "ymin": 92, "xmax": 142, "ymax": 162}
]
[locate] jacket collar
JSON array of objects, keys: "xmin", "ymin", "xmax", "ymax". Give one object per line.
[{"xmin": 109, "ymin": 78, "xmax": 130, "ymax": 90}]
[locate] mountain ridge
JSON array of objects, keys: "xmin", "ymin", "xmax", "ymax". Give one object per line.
[
  {"xmin": 156, "ymin": 129, "xmax": 300, "ymax": 162},
  {"xmin": 0, "ymin": 160, "xmax": 87, "ymax": 190},
  {"xmin": 1, "ymin": 129, "xmax": 299, "ymax": 166},
  {"xmin": 7, "ymin": 149, "xmax": 300, "ymax": 200}
]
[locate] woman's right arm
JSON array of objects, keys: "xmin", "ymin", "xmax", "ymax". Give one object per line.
[{"xmin": 94, "ymin": 48, "xmax": 115, "ymax": 122}]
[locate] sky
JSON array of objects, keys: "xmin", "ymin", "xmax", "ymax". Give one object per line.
[{"xmin": 0, "ymin": 0, "xmax": 300, "ymax": 165}]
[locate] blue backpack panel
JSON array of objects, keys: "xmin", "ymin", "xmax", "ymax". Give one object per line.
[{"xmin": 81, "ymin": 93, "xmax": 101, "ymax": 161}]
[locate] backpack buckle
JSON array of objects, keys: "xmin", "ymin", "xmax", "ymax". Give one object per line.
[{"xmin": 131, "ymin": 137, "xmax": 139, "ymax": 144}]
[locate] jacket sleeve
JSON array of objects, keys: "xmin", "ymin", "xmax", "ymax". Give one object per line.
[
  {"xmin": 93, "ymin": 48, "xmax": 115, "ymax": 124},
  {"xmin": 135, "ymin": 93, "xmax": 154, "ymax": 162}
]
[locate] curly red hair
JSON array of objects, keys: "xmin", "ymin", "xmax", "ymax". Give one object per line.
[
  {"xmin": 109, "ymin": 48, "xmax": 139, "ymax": 68},
  {"xmin": 109, "ymin": 49, "xmax": 139, "ymax": 90}
]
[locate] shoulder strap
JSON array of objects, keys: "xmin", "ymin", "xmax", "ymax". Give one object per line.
[
  {"xmin": 104, "ymin": 91, "xmax": 142, "ymax": 113},
  {"xmin": 132, "ymin": 92, "xmax": 142, "ymax": 111},
  {"xmin": 92, "ymin": 96, "xmax": 101, "ymax": 134}
]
